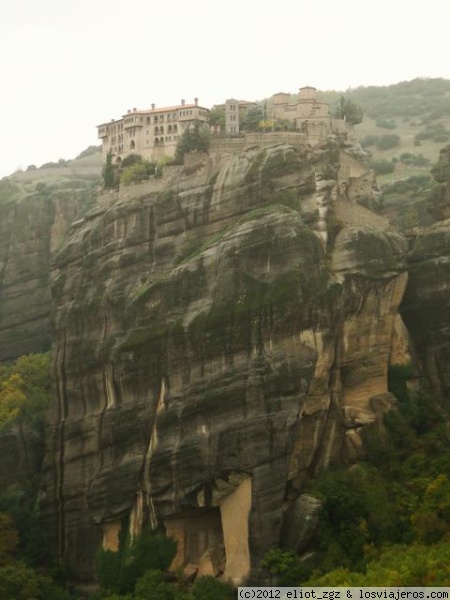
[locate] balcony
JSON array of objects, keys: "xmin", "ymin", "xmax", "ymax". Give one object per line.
[{"xmin": 124, "ymin": 119, "xmax": 143, "ymax": 130}]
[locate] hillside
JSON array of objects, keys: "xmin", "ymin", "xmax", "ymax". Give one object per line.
[{"xmin": 317, "ymin": 78, "xmax": 450, "ymax": 229}]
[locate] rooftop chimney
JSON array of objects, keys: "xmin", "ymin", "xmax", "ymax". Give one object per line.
[
  {"xmin": 181, "ymin": 99, "xmax": 185, "ymax": 106},
  {"xmin": 194, "ymin": 97, "xmax": 198, "ymax": 105},
  {"xmin": 133, "ymin": 107, "xmax": 137, "ymax": 112},
  {"xmin": 151, "ymin": 103, "xmax": 155, "ymax": 110}
]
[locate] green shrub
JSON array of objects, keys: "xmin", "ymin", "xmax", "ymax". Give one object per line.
[
  {"xmin": 134, "ymin": 570, "xmax": 175, "ymax": 600},
  {"xmin": 192, "ymin": 576, "xmax": 234, "ymax": 600},
  {"xmin": 175, "ymin": 123, "xmax": 211, "ymax": 163},
  {"xmin": 376, "ymin": 134, "xmax": 401, "ymax": 150},
  {"xmin": 360, "ymin": 135, "xmax": 380, "ymax": 148},
  {"xmin": 376, "ymin": 118, "xmax": 397, "ymax": 129},
  {"xmin": 96, "ymin": 527, "xmax": 177, "ymax": 595},
  {"xmin": 120, "ymin": 161, "xmax": 156, "ymax": 185},
  {"xmin": 369, "ymin": 159, "xmax": 395, "ymax": 175},
  {"xmin": 0, "ymin": 562, "xmax": 69, "ymax": 600},
  {"xmin": 260, "ymin": 549, "xmax": 311, "ymax": 585},
  {"xmin": 0, "ymin": 353, "xmax": 51, "ymax": 429},
  {"xmin": 381, "ymin": 174, "xmax": 432, "ymax": 195}
]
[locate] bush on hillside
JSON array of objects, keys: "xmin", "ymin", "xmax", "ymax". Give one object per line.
[
  {"xmin": 376, "ymin": 118, "xmax": 397, "ymax": 129},
  {"xmin": 369, "ymin": 159, "xmax": 395, "ymax": 175},
  {"xmin": 376, "ymin": 134, "xmax": 401, "ymax": 150},
  {"xmin": 361, "ymin": 135, "xmax": 380, "ymax": 148},
  {"xmin": 120, "ymin": 161, "xmax": 157, "ymax": 185}
]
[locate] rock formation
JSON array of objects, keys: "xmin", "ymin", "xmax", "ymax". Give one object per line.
[
  {"xmin": 35, "ymin": 139, "xmax": 408, "ymax": 583},
  {"xmin": 0, "ymin": 178, "xmax": 97, "ymax": 361},
  {"xmin": 401, "ymin": 144, "xmax": 450, "ymax": 399}
]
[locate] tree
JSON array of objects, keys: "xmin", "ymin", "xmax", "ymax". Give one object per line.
[
  {"xmin": 174, "ymin": 122, "xmax": 211, "ymax": 164},
  {"xmin": 260, "ymin": 549, "xmax": 310, "ymax": 585},
  {"xmin": 0, "ymin": 373, "xmax": 26, "ymax": 429},
  {"xmin": 376, "ymin": 134, "xmax": 401, "ymax": 150},
  {"xmin": 208, "ymin": 106, "xmax": 225, "ymax": 131},
  {"xmin": 0, "ymin": 353, "xmax": 52, "ymax": 428},
  {"xmin": 96, "ymin": 526, "xmax": 177, "ymax": 595},
  {"xmin": 0, "ymin": 513, "xmax": 19, "ymax": 566},
  {"xmin": 103, "ymin": 150, "xmax": 116, "ymax": 190},
  {"xmin": 240, "ymin": 106, "xmax": 264, "ymax": 131},
  {"xmin": 134, "ymin": 569, "xmax": 175, "ymax": 600},
  {"xmin": 369, "ymin": 159, "xmax": 395, "ymax": 175},
  {"xmin": 0, "ymin": 562, "xmax": 69, "ymax": 600},
  {"xmin": 192, "ymin": 575, "xmax": 234, "ymax": 600},
  {"xmin": 120, "ymin": 161, "xmax": 156, "ymax": 185},
  {"xmin": 334, "ymin": 96, "xmax": 363, "ymax": 125}
]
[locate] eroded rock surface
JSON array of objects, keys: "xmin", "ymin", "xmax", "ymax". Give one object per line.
[
  {"xmin": 38, "ymin": 142, "xmax": 407, "ymax": 582},
  {"xmin": 0, "ymin": 181, "xmax": 96, "ymax": 361},
  {"xmin": 401, "ymin": 144, "xmax": 450, "ymax": 400}
]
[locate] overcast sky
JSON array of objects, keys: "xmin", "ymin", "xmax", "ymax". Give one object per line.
[{"xmin": 1, "ymin": 0, "xmax": 449, "ymax": 178}]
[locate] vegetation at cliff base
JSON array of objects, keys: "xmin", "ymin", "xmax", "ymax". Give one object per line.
[
  {"xmin": 0, "ymin": 506, "xmax": 70, "ymax": 599},
  {"xmin": 94, "ymin": 525, "xmax": 233, "ymax": 600},
  {"xmin": 260, "ymin": 365, "xmax": 450, "ymax": 586}
]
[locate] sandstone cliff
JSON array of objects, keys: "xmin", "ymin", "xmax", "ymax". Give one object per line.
[{"xmin": 36, "ymin": 139, "xmax": 408, "ymax": 583}]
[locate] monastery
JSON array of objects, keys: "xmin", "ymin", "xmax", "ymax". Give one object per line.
[
  {"xmin": 97, "ymin": 87, "xmax": 333, "ymax": 164},
  {"xmin": 97, "ymin": 98, "xmax": 209, "ymax": 164}
]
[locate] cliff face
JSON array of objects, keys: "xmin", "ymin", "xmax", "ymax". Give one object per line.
[
  {"xmin": 401, "ymin": 144, "xmax": 450, "ymax": 399},
  {"xmin": 39, "ymin": 141, "xmax": 408, "ymax": 582},
  {"xmin": 0, "ymin": 179, "xmax": 96, "ymax": 361}
]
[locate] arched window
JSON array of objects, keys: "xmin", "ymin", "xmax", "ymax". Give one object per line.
[
  {"xmin": 160, "ymin": 126, "xmax": 164, "ymax": 134},
  {"xmin": 130, "ymin": 140, "xmax": 135, "ymax": 150},
  {"xmin": 154, "ymin": 126, "xmax": 159, "ymax": 135},
  {"xmin": 159, "ymin": 115, "xmax": 164, "ymax": 123},
  {"xmin": 159, "ymin": 137, "xmax": 164, "ymax": 144},
  {"xmin": 173, "ymin": 124, "xmax": 177, "ymax": 133},
  {"xmin": 168, "ymin": 125, "xmax": 172, "ymax": 133},
  {"xmin": 154, "ymin": 116, "xmax": 158, "ymax": 124},
  {"xmin": 154, "ymin": 138, "xmax": 159, "ymax": 146}
]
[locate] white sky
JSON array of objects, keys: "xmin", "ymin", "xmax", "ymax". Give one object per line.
[{"xmin": 1, "ymin": 0, "xmax": 449, "ymax": 178}]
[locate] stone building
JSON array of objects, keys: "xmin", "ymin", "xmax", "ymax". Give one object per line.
[
  {"xmin": 225, "ymin": 99, "xmax": 239, "ymax": 134},
  {"xmin": 97, "ymin": 99, "xmax": 209, "ymax": 164},
  {"xmin": 271, "ymin": 86, "xmax": 331, "ymax": 139}
]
